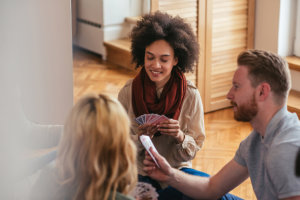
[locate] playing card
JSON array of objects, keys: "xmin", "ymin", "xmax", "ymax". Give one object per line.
[
  {"xmin": 139, "ymin": 135, "xmax": 160, "ymax": 168},
  {"xmin": 129, "ymin": 182, "xmax": 159, "ymax": 200},
  {"xmin": 146, "ymin": 114, "xmax": 156, "ymax": 124},
  {"xmin": 151, "ymin": 115, "xmax": 168, "ymax": 124},
  {"xmin": 148, "ymin": 114, "xmax": 160, "ymax": 124},
  {"xmin": 135, "ymin": 115, "xmax": 144, "ymax": 125},
  {"xmin": 145, "ymin": 113, "xmax": 152, "ymax": 122},
  {"xmin": 142, "ymin": 114, "xmax": 146, "ymax": 124}
]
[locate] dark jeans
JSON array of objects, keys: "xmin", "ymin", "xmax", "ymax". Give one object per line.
[{"xmin": 138, "ymin": 168, "xmax": 243, "ymax": 200}]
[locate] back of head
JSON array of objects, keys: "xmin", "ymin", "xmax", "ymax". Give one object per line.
[
  {"xmin": 131, "ymin": 11, "xmax": 199, "ymax": 73},
  {"xmin": 57, "ymin": 94, "xmax": 137, "ymax": 200},
  {"xmin": 237, "ymin": 49, "xmax": 291, "ymax": 105}
]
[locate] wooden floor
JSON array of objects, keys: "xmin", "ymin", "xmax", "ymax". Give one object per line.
[{"xmin": 72, "ymin": 46, "xmax": 256, "ymax": 199}]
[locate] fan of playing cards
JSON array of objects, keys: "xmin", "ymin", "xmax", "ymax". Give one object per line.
[
  {"xmin": 129, "ymin": 182, "xmax": 159, "ymax": 200},
  {"xmin": 135, "ymin": 114, "xmax": 168, "ymax": 125}
]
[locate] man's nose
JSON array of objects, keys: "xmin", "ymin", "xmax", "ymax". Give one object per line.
[{"xmin": 226, "ymin": 87, "xmax": 233, "ymax": 100}]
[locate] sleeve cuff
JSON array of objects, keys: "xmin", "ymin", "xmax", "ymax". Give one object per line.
[{"xmin": 176, "ymin": 134, "xmax": 196, "ymax": 150}]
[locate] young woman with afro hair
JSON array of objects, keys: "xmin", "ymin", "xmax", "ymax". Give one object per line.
[{"xmin": 118, "ymin": 11, "xmax": 208, "ymax": 199}]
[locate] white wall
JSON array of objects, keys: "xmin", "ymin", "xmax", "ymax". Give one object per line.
[
  {"xmin": 294, "ymin": 0, "xmax": 300, "ymax": 56},
  {"xmin": 102, "ymin": 0, "xmax": 147, "ymax": 41},
  {"xmin": 1, "ymin": 1, "xmax": 73, "ymax": 124},
  {"xmin": 278, "ymin": 0, "xmax": 297, "ymax": 56},
  {"xmin": 254, "ymin": 0, "xmax": 280, "ymax": 52},
  {"xmin": 254, "ymin": 0, "xmax": 300, "ymax": 91},
  {"xmin": 18, "ymin": 1, "xmax": 73, "ymax": 124},
  {"xmin": 0, "ymin": 0, "xmax": 73, "ymax": 198}
]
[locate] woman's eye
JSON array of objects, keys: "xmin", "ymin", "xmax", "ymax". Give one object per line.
[
  {"xmin": 146, "ymin": 56, "xmax": 154, "ymax": 60},
  {"xmin": 160, "ymin": 59, "xmax": 168, "ymax": 63}
]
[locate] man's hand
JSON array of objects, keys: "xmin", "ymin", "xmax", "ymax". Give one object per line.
[
  {"xmin": 157, "ymin": 119, "xmax": 184, "ymax": 143},
  {"xmin": 138, "ymin": 124, "xmax": 158, "ymax": 138},
  {"xmin": 143, "ymin": 147, "xmax": 174, "ymax": 183}
]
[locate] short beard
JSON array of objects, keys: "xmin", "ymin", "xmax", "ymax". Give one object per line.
[{"xmin": 231, "ymin": 94, "xmax": 258, "ymax": 122}]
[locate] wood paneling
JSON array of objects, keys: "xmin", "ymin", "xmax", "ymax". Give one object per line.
[
  {"xmin": 199, "ymin": 0, "xmax": 254, "ymax": 112},
  {"xmin": 151, "ymin": 0, "xmax": 159, "ymax": 12},
  {"xmin": 158, "ymin": 0, "xmax": 198, "ymax": 85}
]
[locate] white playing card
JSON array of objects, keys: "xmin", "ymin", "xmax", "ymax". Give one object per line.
[{"xmin": 139, "ymin": 135, "xmax": 160, "ymax": 168}]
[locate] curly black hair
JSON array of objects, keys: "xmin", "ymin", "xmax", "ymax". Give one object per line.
[{"xmin": 130, "ymin": 11, "xmax": 199, "ymax": 73}]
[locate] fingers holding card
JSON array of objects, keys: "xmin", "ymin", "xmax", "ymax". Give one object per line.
[
  {"xmin": 139, "ymin": 135, "xmax": 160, "ymax": 168},
  {"xmin": 136, "ymin": 114, "xmax": 169, "ymax": 137}
]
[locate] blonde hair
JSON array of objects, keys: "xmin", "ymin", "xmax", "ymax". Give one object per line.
[{"xmin": 56, "ymin": 94, "xmax": 137, "ymax": 200}]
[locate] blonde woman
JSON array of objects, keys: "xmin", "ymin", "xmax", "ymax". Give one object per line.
[{"xmin": 30, "ymin": 94, "xmax": 137, "ymax": 200}]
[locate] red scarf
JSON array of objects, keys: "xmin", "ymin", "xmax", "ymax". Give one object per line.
[{"xmin": 132, "ymin": 67, "xmax": 187, "ymax": 120}]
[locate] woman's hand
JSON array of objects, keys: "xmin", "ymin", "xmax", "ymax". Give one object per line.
[
  {"xmin": 138, "ymin": 123, "xmax": 158, "ymax": 138},
  {"xmin": 157, "ymin": 119, "xmax": 185, "ymax": 143}
]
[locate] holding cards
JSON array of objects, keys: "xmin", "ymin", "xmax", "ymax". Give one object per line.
[
  {"xmin": 135, "ymin": 113, "xmax": 168, "ymax": 125},
  {"xmin": 135, "ymin": 114, "xmax": 168, "ymax": 137},
  {"xmin": 139, "ymin": 135, "xmax": 160, "ymax": 168}
]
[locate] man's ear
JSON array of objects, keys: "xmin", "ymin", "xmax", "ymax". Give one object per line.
[{"xmin": 257, "ymin": 82, "xmax": 271, "ymax": 101}]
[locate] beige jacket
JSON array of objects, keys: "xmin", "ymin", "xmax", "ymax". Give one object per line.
[{"xmin": 118, "ymin": 79, "xmax": 205, "ymax": 176}]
